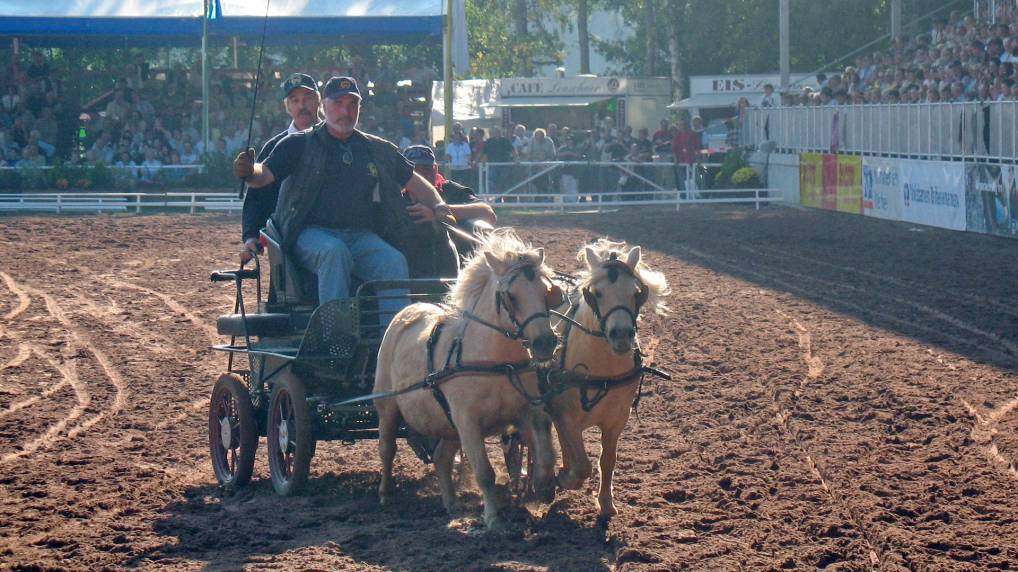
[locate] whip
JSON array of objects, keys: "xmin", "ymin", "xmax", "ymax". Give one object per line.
[{"xmin": 239, "ymin": 0, "xmax": 272, "ymax": 199}]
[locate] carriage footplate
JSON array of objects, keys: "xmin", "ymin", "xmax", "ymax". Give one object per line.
[
  {"xmin": 296, "ymin": 299, "xmax": 360, "ymax": 371},
  {"xmin": 405, "ymin": 429, "xmax": 439, "ymax": 464}
]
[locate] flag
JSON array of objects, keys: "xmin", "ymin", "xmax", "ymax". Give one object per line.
[
  {"xmin": 206, "ymin": 0, "xmax": 222, "ymax": 20},
  {"xmin": 451, "ymin": 0, "xmax": 469, "ymax": 73}
]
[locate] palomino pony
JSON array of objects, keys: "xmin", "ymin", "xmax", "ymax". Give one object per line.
[
  {"xmin": 374, "ymin": 229, "xmax": 562, "ymax": 530},
  {"xmin": 547, "ymin": 239, "xmax": 669, "ymax": 526}
]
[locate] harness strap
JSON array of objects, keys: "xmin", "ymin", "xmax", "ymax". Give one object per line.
[{"xmin": 425, "ymin": 320, "xmax": 456, "ymax": 428}]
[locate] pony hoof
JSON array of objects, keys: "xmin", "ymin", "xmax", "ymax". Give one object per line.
[{"xmin": 596, "ymin": 516, "xmax": 612, "ymax": 543}]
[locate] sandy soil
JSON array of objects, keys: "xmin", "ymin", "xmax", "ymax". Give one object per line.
[{"xmin": 0, "ymin": 206, "xmax": 1016, "ymax": 571}]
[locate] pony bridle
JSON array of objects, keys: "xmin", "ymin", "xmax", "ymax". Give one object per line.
[
  {"xmin": 580, "ymin": 255, "xmax": 648, "ymax": 338},
  {"xmin": 491, "ymin": 260, "xmax": 564, "ymax": 344}
]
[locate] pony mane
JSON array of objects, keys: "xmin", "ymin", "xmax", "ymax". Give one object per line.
[
  {"xmin": 576, "ymin": 238, "xmax": 671, "ymax": 316},
  {"xmin": 446, "ymin": 228, "xmax": 550, "ymax": 309}
]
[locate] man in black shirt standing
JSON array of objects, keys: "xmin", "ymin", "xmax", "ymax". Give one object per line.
[
  {"xmin": 234, "ymin": 76, "xmax": 451, "ymax": 326},
  {"xmin": 481, "ymin": 126, "xmax": 514, "ymax": 194},
  {"xmin": 239, "ymin": 72, "xmax": 320, "ymax": 262}
]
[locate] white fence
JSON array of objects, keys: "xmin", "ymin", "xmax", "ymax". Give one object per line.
[
  {"xmin": 744, "ymin": 102, "xmax": 1018, "ymax": 162},
  {"xmin": 476, "ymin": 160, "xmax": 780, "ymax": 210},
  {"xmin": 0, "ymin": 192, "xmax": 242, "ymax": 214}
]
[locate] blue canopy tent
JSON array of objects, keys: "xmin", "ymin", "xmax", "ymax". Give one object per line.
[
  {"xmin": 0, "ymin": 1, "xmax": 450, "ymax": 165},
  {"xmin": 0, "ymin": 1, "xmax": 445, "ymax": 47}
]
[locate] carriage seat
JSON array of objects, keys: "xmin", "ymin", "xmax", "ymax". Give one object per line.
[
  {"xmin": 216, "ymin": 312, "xmax": 296, "ymax": 338},
  {"xmin": 261, "ymin": 219, "xmax": 318, "ymax": 309}
]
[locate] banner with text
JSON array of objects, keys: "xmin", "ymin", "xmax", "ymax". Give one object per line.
[
  {"xmin": 899, "ymin": 160, "xmax": 966, "ymax": 231},
  {"xmin": 862, "ymin": 157, "xmax": 903, "ymax": 221},
  {"xmin": 834, "ymin": 155, "xmax": 862, "ymax": 214},
  {"xmin": 799, "ymin": 153, "xmax": 824, "ymax": 208},
  {"xmin": 965, "ymin": 163, "xmax": 1018, "ymax": 237},
  {"xmin": 800, "ymin": 153, "xmax": 860, "ymax": 213}
]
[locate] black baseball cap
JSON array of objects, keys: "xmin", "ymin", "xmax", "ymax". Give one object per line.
[
  {"xmin": 323, "ymin": 76, "xmax": 362, "ymax": 100},
  {"xmin": 403, "ymin": 145, "xmax": 436, "ymax": 166},
  {"xmin": 280, "ymin": 73, "xmax": 318, "ymax": 98}
]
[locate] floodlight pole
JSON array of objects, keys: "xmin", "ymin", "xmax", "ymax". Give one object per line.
[
  {"xmin": 891, "ymin": 0, "xmax": 902, "ymax": 40},
  {"xmin": 202, "ymin": 0, "xmax": 210, "ymax": 166},
  {"xmin": 443, "ymin": 0, "xmax": 454, "ymax": 144},
  {"xmin": 779, "ymin": 0, "xmax": 789, "ymax": 90}
]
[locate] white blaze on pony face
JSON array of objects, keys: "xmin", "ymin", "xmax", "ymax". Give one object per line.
[
  {"xmin": 485, "ymin": 247, "xmax": 559, "ymax": 361},
  {"xmin": 584, "ymin": 246, "xmax": 644, "ymax": 354}
]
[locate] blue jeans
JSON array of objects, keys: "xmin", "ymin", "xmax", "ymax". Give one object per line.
[{"xmin": 293, "ymin": 226, "xmax": 409, "ymax": 329}]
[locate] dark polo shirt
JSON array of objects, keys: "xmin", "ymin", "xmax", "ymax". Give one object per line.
[{"xmin": 264, "ymin": 129, "xmax": 413, "ymax": 231}]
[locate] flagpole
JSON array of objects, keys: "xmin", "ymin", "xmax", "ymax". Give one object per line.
[
  {"xmin": 202, "ymin": 0, "xmax": 210, "ymax": 166},
  {"xmin": 443, "ymin": 0, "xmax": 453, "ymax": 145}
]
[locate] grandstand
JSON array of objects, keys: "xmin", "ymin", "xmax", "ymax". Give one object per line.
[
  {"xmin": 0, "ymin": 2, "xmax": 440, "ymax": 190},
  {"xmin": 744, "ymin": 0, "xmax": 1018, "ymax": 241}
]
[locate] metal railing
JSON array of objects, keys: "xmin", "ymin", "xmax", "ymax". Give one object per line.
[
  {"xmin": 974, "ymin": 0, "xmax": 1017, "ymax": 22},
  {"xmin": 0, "ymin": 163, "xmax": 207, "ymax": 190},
  {"xmin": 475, "ymin": 161, "xmax": 780, "ymax": 210},
  {"xmin": 0, "ymin": 192, "xmax": 242, "ymax": 214},
  {"xmin": 744, "ymin": 102, "xmax": 1018, "ymax": 162}
]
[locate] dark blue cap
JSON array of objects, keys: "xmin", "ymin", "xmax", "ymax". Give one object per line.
[
  {"xmin": 280, "ymin": 73, "xmax": 318, "ymax": 99},
  {"xmin": 403, "ymin": 145, "xmax": 436, "ymax": 166},
  {"xmin": 323, "ymin": 76, "xmax": 362, "ymax": 100}
]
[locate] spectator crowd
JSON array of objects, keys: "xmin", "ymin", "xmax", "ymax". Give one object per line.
[
  {"xmin": 0, "ymin": 52, "xmax": 435, "ymax": 188},
  {"xmin": 770, "ymin": 8, "xmax": 1018, "ymax": 106}
]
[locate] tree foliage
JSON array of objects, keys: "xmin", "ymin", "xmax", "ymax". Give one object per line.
[{"xmin": 464, "ymin": 0, "xmax": 965, "ymax": 83}]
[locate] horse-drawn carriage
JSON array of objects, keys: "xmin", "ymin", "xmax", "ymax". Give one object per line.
[
  {"xmin": 208, "ymin": 219, "xmax": 453, "ymax": 496},
  {"xmin": 207, "ymin": 222, "xmax": 670, "ymax": 529}
]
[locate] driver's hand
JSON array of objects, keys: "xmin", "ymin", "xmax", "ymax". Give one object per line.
[
  {"xmin": 239, "ymin": 238, "xmax": 259, "ymax": 263},
  {"xmin": 233, "ymin": 148, "xmax": 255, "ymax": 179},
  {"xmin": 407, "ymin": 202, "xmax": 434, "ymax": 224},
  {"xmin": 431, "ymin": 203, "xmax": 457, "ymax": 228}
]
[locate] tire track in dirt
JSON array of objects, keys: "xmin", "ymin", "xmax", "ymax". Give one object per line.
[
  {"xmin": 746, "ymin": 242, "xmax": 1018, "ymax": 323},
  {"xmin": 0, "ymin": 345, "xmax": 72, "ymax": 420},
  {"xmin": 0, "ymin": 271, "xmax": 31, "ymax": 320},
  {"xmin": 683, "ymin": 244, "xmax": 1015, "ymax": 367},
  {"xmin": 663, "ymin": 243, "xmax": 892, "ymax": 565},
  {"xmin": 1, "ymin": 343, "xmax": 32, "ymax": 371},
  {"xmin": 16, "ymin": 281, "xmax": 128, "ymax": 440},
  {"xmin": 677, "ymin": 244, "xmax": 920, "ymax": 566},
  {"xmin": 960, "ymin": 396, "xmax": 1018, "ymax": 479},
  {"xmin": 101, "ymin": 276, "xmax": 220, "ymax": 347},
  {"xmin": 0, "ymin": 343, "xmax": 89, "ymax": 464},
  {"xmin": 739, "ymin": 244, "xmax": 1018, "ymax": 359},
  {"xmin": 771, "ymin": 310, "xmax": 886, "ymax": 568}
]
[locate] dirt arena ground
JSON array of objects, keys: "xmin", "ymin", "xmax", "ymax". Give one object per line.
[{"xmin": 1, "ymin": 205, "xmax": 1016, "ymax": 571}]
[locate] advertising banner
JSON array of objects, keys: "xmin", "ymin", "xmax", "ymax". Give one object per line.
[
  {"xmin": 862, "ymin": 157, "xmax": 903, "ymax": 220},
  {"xmin": 822, "ymin": 154, "xmax": 839, "ymax": 210},
  {"xmin": 799, "ymin": 153, "xmax": 823, "ymax": 208},
  {"xmin": 965, "ymin": 163, "xmax": 1018, "ymax": 237},
  {"xmin": 899, "ymin": 160, "xmax": 966, "ymax": 231},
  {"xmin": 835, "ymin": 155, "xmax": 862, "ymax": 214}
]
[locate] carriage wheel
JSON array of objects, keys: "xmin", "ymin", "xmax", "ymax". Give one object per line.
[
  {"xmin": 208, "ymin": 373, "xmax": 258, "ymax": 487},
  {"xmin": 266, "ymin": 372, "xmax": 315, "ymax": 496}
]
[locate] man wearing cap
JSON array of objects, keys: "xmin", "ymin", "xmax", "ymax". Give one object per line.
[
  {"xmin": 233, "ymin": 76, "xmax": 452, "ymax": 325},
  {"xmin": 403, "ymin": 144, "xmax": 496, "ymax": 262},
  {"xmin": 239, "ymin": 72, "xmax": 320, "ymax": 262}
]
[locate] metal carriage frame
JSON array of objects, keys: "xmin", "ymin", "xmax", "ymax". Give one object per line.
[{"xmin": 207, "ymin": 221, "xmax": 452, "ymax": 496}]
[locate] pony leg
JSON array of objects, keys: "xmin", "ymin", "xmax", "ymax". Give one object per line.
[
  {"xmin": 521, "ymin": 411, "xmax": 557, "ymax": 502},
  {"xmin": 376, "ymin": 399, "xmax": 400, "ymax": 505},
  {"xmin": 596, "ymin": 423, "xmax": 625, "ymax": 522},
  {"xmin": 554, "ymin": 418, "xmax": 592, "ymax": 490},
  {"xmin": 456, "ymin": 421, "xmax": 502, "ymax": 530},
  {"xmin": 433, "ymin": 438, "xmax": 461, "ymax": 514}
]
